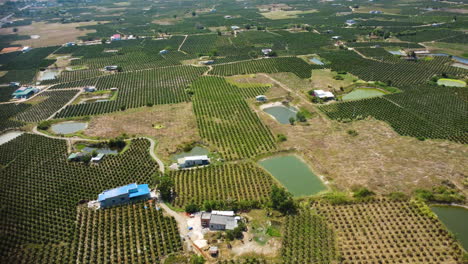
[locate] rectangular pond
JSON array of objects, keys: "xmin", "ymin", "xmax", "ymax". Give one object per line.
[
  {"xmin": 51, "ymin": 122, "xmax": 88, "ymax": 134},
  {"xmin": 171, "ymin": 146, "xmax": 210, "ymax": 162},
  {"xmin": 342, "ymin": 88, "xmax": 386, "ymax": 101},
  {"xmin": 258, "ymin": 155, "xmax": 326, "ymax": 197},
  {"xmin": 431, "ymin": 206, "xmax": 468, "ymax": 250}
]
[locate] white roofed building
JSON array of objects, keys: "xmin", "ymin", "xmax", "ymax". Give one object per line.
[
  {"xmin": 313, "ymin": 90, "xmax": 335, "ymax": 100},
  {"xmin": 177, "ymin": 155, "xmax": 210, "ymax": 168}
]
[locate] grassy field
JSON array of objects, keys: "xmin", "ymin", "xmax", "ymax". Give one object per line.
[
  {"xmin": 0, "ymin": 22, "xmax": 101, "ymax": 48},
  {"xmin": 259, "ymin": 9, "xmax": 318, "ymax": 20},
  {"xmin": 84, "ymin": 103, "xmax": 201, "ymax": 162}
]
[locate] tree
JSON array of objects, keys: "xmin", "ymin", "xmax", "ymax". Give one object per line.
[
  {"xmin": 101, "ymin": 38, "xmax": 107, "ymax": 44},
  {"xmin": 276, "ymin": 134, "xmax": 287, "ymax": 142},
  {"xmin": 192, "ymin": 11, "xmax": 196, "ymax": 16},
  {"xmin": 190, "ymin": 255, "xmax": 205, "ymax": 264},
  {"xmin": 158, "ymin": 175, "xmax": 174, "ymax": 201},
  {"xmin": 217, "ymin": 29, "xmax": 222, "ymax": 36},
  {"xmin": 296, "ymin": 111, "xmax": 306, "ymax": 122},
  {"xmin": 185, "ymin": 203, "xmax": 200, "ymax": 213},
  {"xmin": 117, "ymin": 66, "xmax": 123, "ymax": 72},
  {"xmin": 38, "ymin": 120, "xmax": 51, "ymax": 130},
  {"xmin": 289, "ymin": 117, "xmax": 295, "ymax": 125},
  {"xmin": 270, "ymin": 185, "xmax": 296, "ymax": 214},
  {"xmin": 13, "ymin": 27, "xmax": 18, "ymax": 33},
  {"xmin": 108, "ymin": 137, "xmax": 126, "ymax": 150}
]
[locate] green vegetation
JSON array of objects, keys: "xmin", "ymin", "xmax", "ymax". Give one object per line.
[
  {"xmin": 171, "ymin": 163, "xmax": 274, "ymax": 209},
  {"xmin": 192, "ymin": 77, "xmax": 276, "ymax": 160}
]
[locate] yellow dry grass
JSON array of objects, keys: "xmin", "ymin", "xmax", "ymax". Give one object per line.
[
  {"xmin": 0, "ymin": 21, "xmax": 101, "ymax": 48},
  {"xmin": 246, "ymin": 75, "xmax": 468, "ymax": 196},
  {"xmin": 84, "ymin": 103, "xmax": 201, "ymax": 162},
  {"xmin": 259, "ymin": 9, "xmax": 317, "ymax": 20}
]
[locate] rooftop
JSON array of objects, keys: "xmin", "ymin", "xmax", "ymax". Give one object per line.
[
  {"xmin": 98, "ymin": 183, "xmax": 150, "ymax": 201},
  {"xmin": 210, "ymin": 215, "xmax": 238, "ymax": 230}
]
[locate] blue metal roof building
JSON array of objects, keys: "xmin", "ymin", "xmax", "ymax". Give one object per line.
[{"xmin": 98, "ymin": 183, "xmax": 151, "ymax": 208}]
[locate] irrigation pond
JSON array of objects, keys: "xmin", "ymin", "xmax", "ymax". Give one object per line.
[
  {"xmin": 431, "ymin": 205, "xmax": 468, "ymax": 250},
  {"xmin": 171, "ymin": 146, "xmax": 209, "ymax": 161},
  {"xmin": 437, "ymin": 78, "xmax": 466, "ymax": 87},
  {"xmin": 0, "ymin": 131, "xmax": 24, "ymax": 145},
  {"xmin": 51, "ymin": 122, "xmax": 88, "ymax": 134},
  {"xmin": 309, "ymin": 57, "xmax": 325, "ymax": 65},
  {"xmin": 263, "ymin": 105, "xmax": 298, "ymax": 124},
  {"xmin": 258, "ymin": 155, "xmax": 326, "ymax": 197},
  {"xmin": 342, "ymin": 88, "xmax": 387, "ymax": 101}
]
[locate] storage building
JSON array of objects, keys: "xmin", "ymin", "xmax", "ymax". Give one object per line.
[{"xmin": 98, "ymin": 183, "xmax": 151, "ymax": 208}]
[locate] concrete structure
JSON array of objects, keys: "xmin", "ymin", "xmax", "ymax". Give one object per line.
[
  {"xmin": 346, "ymin": 19, "xmax": 356, "ymax": 26},
  {"xmin": 231, "ymin": 26, "xmax": 240, "ymax": 30},
  {"xmin": 256, "ymin": 95, "xmax": 267, "ymax": 102},
  {"xmin": 98, "ymin": 183, "xmax": 151, "ymax": 208},
  {"xmin": 67, "ymin": 152, "xmax": 86, "ymax": 162},
  {"xmin": 177, "ymin": 155, "xmax": 210, "ymax": 168},
  {"xmin": 91, "ymin": 153, "xmax": 105, "ymax": 163},
  {"xmin": 111, "ymin": 34, "xmax": 121, "ymax": 41},
  {"xmin": 12, "ymin": 86, "xmax": 38, "ymax": 99},
  {"xmin": 104, "ymin": 65, "xmax": 119, "ymax": 71},
  {"xmin": 313, "ymin": 90, "xmax": 335, "ymax": 99},
  {"xmin": 201, "ymin": 211, "xmax": 238, "ymax": 230},
  {"xmin": 261, "ymin": 49, "xmax": 272, "ymax": 56},
  {"xmin": 84, "ymin": 86, "xmax": 96, "ymax": 92},
  {"xmin": 199, "ymin": 60, "xmax": 214, "ymax": 65},
  {"xmin": 22, "ymin": 46, "xmax": 32, "ymax": 53}
]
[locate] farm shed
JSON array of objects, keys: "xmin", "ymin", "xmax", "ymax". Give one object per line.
[
  {"xmin": 231, "ymin": 26, "xmax": 240, "ymax": 30},
  {"xmin": 256, "ymin": 95, "xmax": 267, "ymax": 102},
  {"xmin": 159, "ymin": 49, "xmax": 169, "ymax": 55},
  {"xmin": 9, "ymin": 82, "xmax": 20, "ymax": 87},
  {"xmin": 91, "ymin": 153, "xmax": 105, "ymax": 163},
  {"xmin": 104, "ymin": 65, "xmax": 119, "ymax": 71},
  {"xmin": 313, "ymin": 90, "xmax": 335, "ymax": 100},
  {"xmin": 84, "ymin": 86, "xmax": 96, "ymax": 92},
  {"xmin": 98, "ymin": 183, "xmax": 151, "ymax": 208},
  {"xmin": 1, "ymin": 47, "xmax": 22, "ymax": 54},
  {"xmin": 12, "ymin": 86, "xmax": 38, "ymax": 99},
  {"xmin": 67, "ymin": 152, "xmax": 86, "ymax": 162},
  {"xmin": 261, "ymin": 49, "xmax": 272, "ymax": 56},
  {"xmin": 111, "ymin": 34, "xmax": 121, "ymax": 41},
  {"xmin": 177, "ymin": 155, "xmax": 210, "ymax": 168},
  {"xmin": 346, "ymin": 19, "xmax": 356, "ymax": 26},
  {"xmin": 22, "ymin": 46, "xmax": 32, "ymax": 53},
  {"xmin": 201, "ymin": 211, "xmax": 238, "ymax": 230}
]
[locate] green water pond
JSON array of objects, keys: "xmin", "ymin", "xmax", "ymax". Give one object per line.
[
  {"xmin": 342, "ymin": 88, "xmax": 387, "ymax": 101},
  {"xmin": 431, "ymin": 205, "xmax": 468, "ymax": 250},
  {"xmin": 258, "ymin": 155, "xmax": 326, "ymax": 197},
  {"xmin": 263, "ymin": 105, "xmax": 298, "ymax": 124}
]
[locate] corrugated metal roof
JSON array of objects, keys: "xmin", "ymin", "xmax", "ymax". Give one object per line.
[{"xmin": 98, "ymin": 183, "xmax": 150, "ymax": 201}]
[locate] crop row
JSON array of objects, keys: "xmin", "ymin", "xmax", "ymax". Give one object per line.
[
  {"xmin": 282, "ymin": 210, "xmax": 337, "ymax": 263},
  {"xmin": 192, "ymin": 76, "xmax": 276, "ymax": 160},
  {"xmin": 314, "ymin": 199, "xmax": 465, "ymax": 263},
  {"xmin": 320, "ymin": 50, "xmax": 466, "ymax": 87},
  {"xmin": 171, "ymin": 162, "xmax": 274, "ymax": 208},
  {"xmin": 0, "ymin": 135, "xmax": 158, "ymax": 261},
  {"xmin": 56, "ymin": 65, "xmax": 206, "ymax": 118},
  {"xmin": 212, "ymin": 57, "xmax": 319, "ymax": 79},
  {"xmin": 15, "ymin": 90, "xmax": 79, "ymax": 122},
  {"xmin": 319, "ymin": 86, "xmax": 467, "ymax": 143},
  {"xmin": 0, "ymin": 103, "xmax": 29, "ymax": 132},
  {"xmin": 74, "ymin": 202, "xmax": 182, "ymax": 264}
]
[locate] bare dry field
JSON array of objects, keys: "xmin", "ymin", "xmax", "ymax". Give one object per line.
[
  {"xmin": 246, "ymin": 75, "xmax": 468, "ymax": 196},
  {"xmin": 84, "ymin": 103, "xmax": 201, "ymax": 161},
  {"xmin": 0, "ymin": 22, "xmax": 100, "ymax": 48},
  {"xmin": 259, "ymin": 9, "xmax": 318, "ymax": 20},
  {"xmin": 226, "ymin": 74, "xmax": 289, "ymax": 99}
]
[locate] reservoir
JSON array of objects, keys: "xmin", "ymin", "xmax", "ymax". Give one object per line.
[
  {"xmin": 258, "ymin": 155, "xmax": 326, "ymax": 197},
  {"xmin": 342, "ymin": 88, "xmax": 387, "ymax": 101},
  {"xmin": 431, "ymin": 206, "xmax": 468, "ymax": 250},
  {"xmin": 263, "ymin": 105, "xmax": 298, "ymax": 124},
  {"xmin": 51, "ymin": 122, "xmax": 88, "ymax": 134}
]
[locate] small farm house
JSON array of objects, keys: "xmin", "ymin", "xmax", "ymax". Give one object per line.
[
  {"xmin": 104, "ymin": 65, "xmax": 119, "ymax": 71},
  {"xmin": 201, "ymin": 211, "xmax": 239, "ymax": 230},
  {"xmin": 177, "ymin": 155, "xmax": 210, "ymax": 168},
  {"xmin": 98, "ymin": 183, "xmax": 151, "ymax": 208},
  {"xmin": 84, "ymin": 86, "xmax": 96, "ymax": 92},
  {"xmin": 313, "ymin": 90, "xmax": 335, "ymax": 100},
  {"xmin": 261, "ymin": 49, "xmax": 272, "ymax": 56},
  {"xmin": 110, "ymin": 34, "xmax": 121, "ymax": 41},
  {"xmin": 256, "ymin": 95, "xmax": 267, "ymax": 102}
]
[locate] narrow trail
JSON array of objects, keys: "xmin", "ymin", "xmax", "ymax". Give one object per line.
[
  {"xmin": 47, "ymin": 89, "xmax": 82, "ymax": 120},
  {"xmin": 178, "ymin": 35, "xmax": 188, "ymax": 54},
  {"xmin": 203, "ymin": 65, "xmax": 213, "ymax": 75}
]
